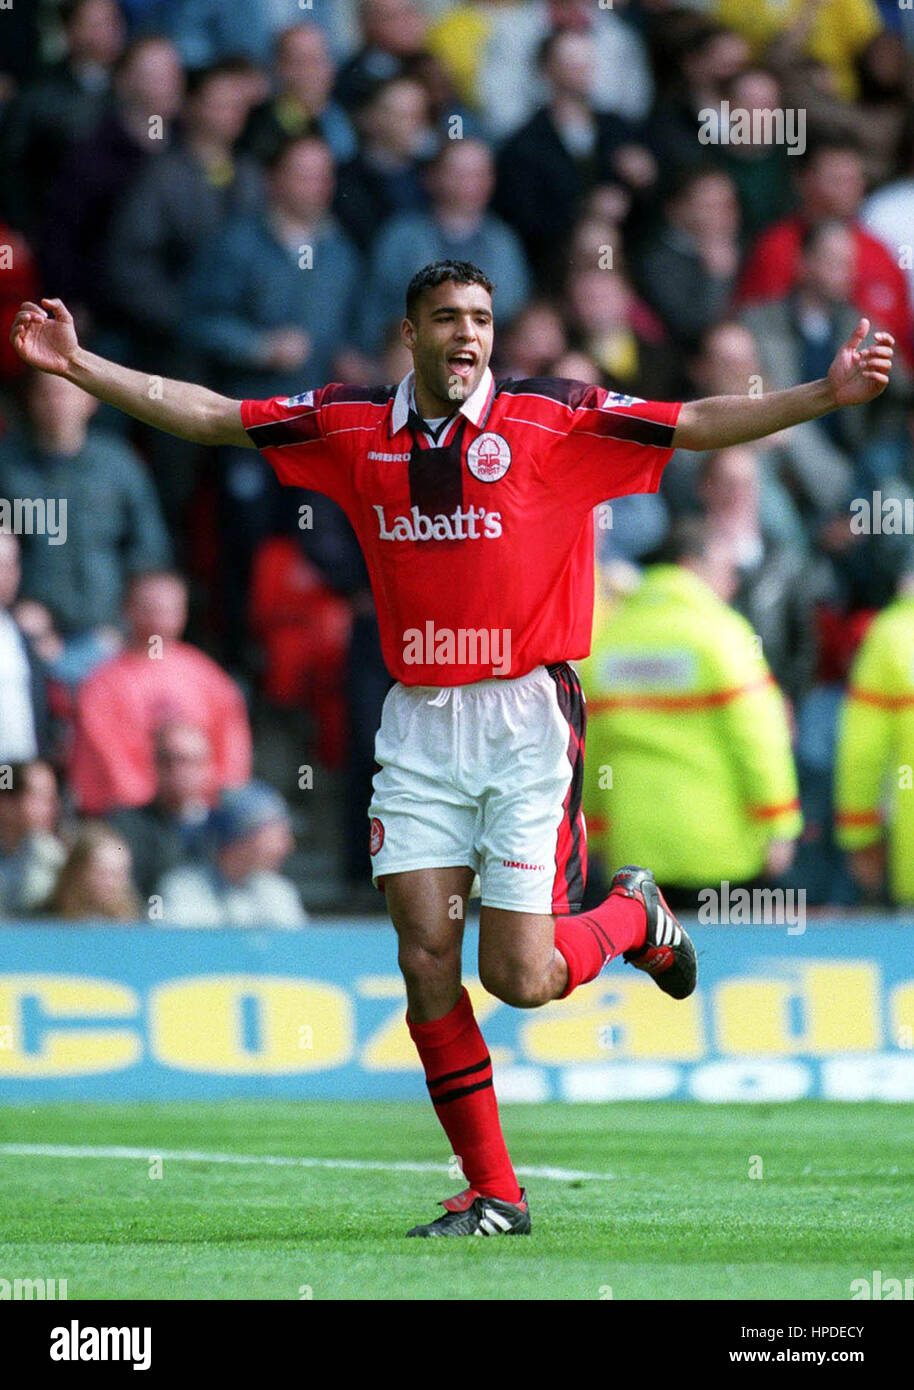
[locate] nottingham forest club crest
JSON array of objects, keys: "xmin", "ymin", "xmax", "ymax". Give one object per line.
[{"xmin": 467, "ymin": 432, "xmax": 512, "ymax": 482}]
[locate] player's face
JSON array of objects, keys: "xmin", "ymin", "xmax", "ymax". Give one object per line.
[{"xmin": 403, "ymin": 282, "xmax": 494, "ymax": 412}]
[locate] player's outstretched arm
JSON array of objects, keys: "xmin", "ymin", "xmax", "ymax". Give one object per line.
[
  {"xmin": 673, "ymin": 319, "xmax": 895, "ymax": 451},
  {"xmin": 9, "ymin": 298, "xmax": 253, "ymax": 448}
]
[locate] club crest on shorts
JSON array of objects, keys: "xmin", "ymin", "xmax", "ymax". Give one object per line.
[
  {"xmin": 369, "ymin": 817, "xmax": 385, "ymax": 855},
  {"xmin": 467, "ymin": 432, "xmax": 511, "ymax": 482}
]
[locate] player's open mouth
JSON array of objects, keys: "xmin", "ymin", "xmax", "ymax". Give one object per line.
[{"xmin": 447, "ymin": 354, "xmax": 477, "ymax": 378}]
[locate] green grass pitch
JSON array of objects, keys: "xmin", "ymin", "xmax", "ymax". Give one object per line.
[{"xmin": 1, "ymin": 1101, "xmax": 912, "ymax": 1300}]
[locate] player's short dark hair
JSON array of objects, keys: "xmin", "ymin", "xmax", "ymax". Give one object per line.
[{"xmin": 405, "ymin": 261, "xmax": 495, "ymax": 319}]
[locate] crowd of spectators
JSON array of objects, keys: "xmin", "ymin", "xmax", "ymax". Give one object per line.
[{"xmin": 1, "ymin": 0, "xmax": 913, "ymax": 918}]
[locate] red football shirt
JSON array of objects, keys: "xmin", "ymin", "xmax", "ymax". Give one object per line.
[{"xmin": 242, "ymin": 369, "xmax": 681, "ymax": 685}]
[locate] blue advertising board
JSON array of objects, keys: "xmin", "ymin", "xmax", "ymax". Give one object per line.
[{"xmin": 0, "ymin": 919, "xmax": 912, "ymax": 1102}]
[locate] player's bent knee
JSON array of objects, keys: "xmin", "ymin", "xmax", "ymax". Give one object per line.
[
  {"xmin": 479, "ymin": 961, "xmax": 550, "ymax": 1009},
  {"xmin": 398, "ymin": 941, "xmax": 461, "ymax": 992}
]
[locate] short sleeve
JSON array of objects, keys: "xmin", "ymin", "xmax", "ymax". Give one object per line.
[
  {"xmin": 241, "ymin": 385, "xmax": 352, "ymax": 508},
  {"xmin": 544, "ymin": 383, "xmax": 682, "ymax": 510}
]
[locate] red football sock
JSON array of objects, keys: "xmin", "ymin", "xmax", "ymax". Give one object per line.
[
  {"xmin": 407, "ymin": 987, "xmax": 522, "ymax": 1204},
  {"xmin": 554, "ymin": 892, "xmax": 647, "ymax": 998}
]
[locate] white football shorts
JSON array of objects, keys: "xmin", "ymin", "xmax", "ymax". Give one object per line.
[{"xmin": 368, "ymin": 662, "xmax": 587, "ymax": 913}]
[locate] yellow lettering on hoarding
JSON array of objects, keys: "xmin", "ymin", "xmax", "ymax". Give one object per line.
[
  {"xmin": 714, "ymin": 963, "xmax": 880, "ymax": 1055},
  {"xmin": 890, "ymin": 982, "xmax": 914, "ymax": 1046},
  {"xmin": 149, "ymin": 975, "xmax": 352, "ymax": 1073},
  {"xmin": 519, "ymin": 979, "xmax": 704, "ymax": 1063},
  {"xmin": 0, "ymin": 975, "xmax": 140, "ymax": 1077}
]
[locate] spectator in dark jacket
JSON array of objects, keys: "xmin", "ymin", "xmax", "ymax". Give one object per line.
[
  {"xmin": 645, "ymin": 20, "xmax": 750, "ymax": 177},
  {"xmin": 104, "ymin": 60, "xmax": 263, "ymax": 369},
  {"xmin": 0, "ymin": 0, "xmax": 127, "ymax": 236},
  {"xmin": 333, "ymin": 0, "xmax": 429, "ymax": 113},
  {"xmin": 102, "ymin": 58, "xmax": 263, "ymax": 528},
  {"xmin": 183, "ymin": 135, "xmax": 361, "ymax": 398},
  {"xmin": 359, "ymin": 138, "xmax": 530, "ymax": 353},
  {"xmin": 664, "ymin": 319, "xmax": 848, "ymax": 540},
  {"xmin": 494, "ymin": 28, "xmax": 657, "ymax": 287},
  {"xmin": 632, "ymin": 166, "xmax": 741, "ymax": 348},
  {"xmin": 39, "ymin": 36, "xmax": 185, "ymax": 324},
  {"xmin": 0, "ymin": 372, "xmax": 171, "ymax": 637},
  {"xmin": 182, "ymin": 133, "xmax": 361, "ymax": 662},
  {"xmin": 334, "ymin": 76, "xmax": 434, "ymax": 251},
  {"xmin": 106, "ymin": 721, "xmax": 219, "ymax": 900},
  {"xmin": 240, "ymin": 23, "xmax": 357, "ymax": 166},
  {"xmin": 698, "ymin": 447, "xmax": 823, "ymax": 701}
]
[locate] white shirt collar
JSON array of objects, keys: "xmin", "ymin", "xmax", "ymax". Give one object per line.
[{"xmin": 390, "ymin": 367, "xmax": 494, "ymax": 436}]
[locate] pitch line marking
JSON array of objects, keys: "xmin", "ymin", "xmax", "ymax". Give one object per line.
[{"xmin": 0, "ymin": 1143, "xmax": 614, "ymax": 1183}]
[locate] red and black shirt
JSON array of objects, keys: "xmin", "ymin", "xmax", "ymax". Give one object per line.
[{"xmin": 242, "ymin": 369, "xmax": 681, "ymax": 685}]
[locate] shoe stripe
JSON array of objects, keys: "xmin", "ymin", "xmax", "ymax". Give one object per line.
[
  {"xmin": 484, "ymin": 1208, "xmax": 513, "ymax": 1232},
  {"xmin": 654, "ymin": 909, "xmax": 682, "ymax": 948}
]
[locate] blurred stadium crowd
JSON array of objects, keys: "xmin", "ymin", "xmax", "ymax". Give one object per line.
[{"xmin": 1, "ymin": 0, "xmax": 913, "ymax": 922}]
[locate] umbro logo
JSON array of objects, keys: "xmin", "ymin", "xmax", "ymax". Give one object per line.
[{"xmin": 367, "ymin": 450, "xmax": 411, "ymax": 462}]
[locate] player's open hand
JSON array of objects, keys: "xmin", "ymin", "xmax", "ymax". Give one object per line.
[
  {"xmin": 9, "ymin": 298, "xmax": 79, "ymax": 376},
  {"xmin": 827, "ymin": 319, "xmax": 895, "ymax": 408}
]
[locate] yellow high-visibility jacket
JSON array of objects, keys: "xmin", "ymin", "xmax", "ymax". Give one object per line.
[
  {"xmin": 834, "ymin": 595, "xmax": 914, "ymax": 903},
  {"xmin": 579, "ymin": 565, "xmax": 802, "ymax": 885}
]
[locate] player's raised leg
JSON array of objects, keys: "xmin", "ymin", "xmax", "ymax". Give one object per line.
[
  {"xmin": 386, "ymin": 865, "xmax": 531, "ymax": 1237},
  {"xmin": 479, "ymin": 864, "xmax": 697, "ymax": 1008},
  {"xmin": 476, "ymin": 663, "xmax": 696, "ymax": 1006}
]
